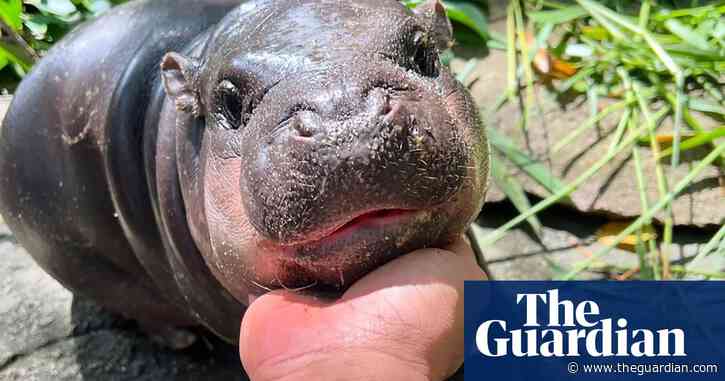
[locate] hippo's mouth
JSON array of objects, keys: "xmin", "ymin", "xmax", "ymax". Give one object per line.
[
  {"xmin": 282, "ymin": 208, "xmax": 420, "ymax": 247},
  {"xmin": 256, "ymin": 205, "xmax": 445, "ymax": 293}
]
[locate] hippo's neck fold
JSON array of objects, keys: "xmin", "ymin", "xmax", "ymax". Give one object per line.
[
  {"xmin": 93, "ymin": 0, "xmax": 244, "ymax": 341},
  {"xmin": 141, "ymin": 28, "xmax": 245, "ymax": 342}
]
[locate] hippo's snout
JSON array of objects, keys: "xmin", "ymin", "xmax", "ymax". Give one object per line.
[{"xmin": 241, "ymin": 75, "xmax": 468, "ymax": 245}]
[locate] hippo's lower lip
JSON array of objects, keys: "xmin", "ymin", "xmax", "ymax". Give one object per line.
[
  {"xmin": 323, "ymin": 208, "xmax": 417, "ymax": 239},
  {"xmin": 280, "ymin": 208, "xmax": 419, "ymax": 247}
]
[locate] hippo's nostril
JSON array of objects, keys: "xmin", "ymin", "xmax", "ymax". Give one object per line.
[
  {"xmin": 284, "ymin": 103, "xmax": 319, "ymax": 138},
  {"xmin": 380, "ymin": 92, "xmax": 392, "ymax": 115},
  {"xmin": 291, "ymin": 117, "xmax": 314, "ymax": 138},
  {"xmin": 382, "ymin": 101, "xmax": 411, "ymax": 127}
]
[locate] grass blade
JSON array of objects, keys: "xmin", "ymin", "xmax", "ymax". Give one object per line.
[
  {"xmin": 529, "ymin": 6, "xmax": 587, "ymax": 24},
  {"xmin": 561, "ymin": 142, "xmax": 725, "ymax": 280},
  {"xmin": 505, "ymin": 2, "xmax": 517, "ymax": 103},
  {"xmin": 455, "ymin": 59, "xmax": 478, "ymax": 83},
  {"xmin": 664, "ymin": 18, "xmax": 716, "ymax": 52},
  {"xmin": 688, "ymin": 98, "xmax": 725, "ymax": 116},
  {"xmin": 490, "ymin": 154, "xmax": 543, "ymax": 235},
  {"xmin": 687, "ymin": 224, "xmax": 725, "ymax": 271},
  {"xmin": 659, "ymin": 126, "xmax": 725, "ymax": 159},
  {"xmin": 513, "ymin": 0, "xmax": 534, "ymax": 130},
  {"xmin": 487, "ymin": 127, "xmax": 570, "ymax": 201},
  {"xmin": 479, "ymin": 119, "xmax": 649, "ymax": 248},
  {"xmin": 552, "ymin": 99, "xmax": 632, "ymax": 153}
]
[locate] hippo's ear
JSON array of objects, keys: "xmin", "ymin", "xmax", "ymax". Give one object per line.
[
  {"xmin": 161, "ymin": 52, "xmax": 203, "ymax": 117},
  {"xmin": 413, "ymin": 0, "xmax": 453, "ymax": 50}
]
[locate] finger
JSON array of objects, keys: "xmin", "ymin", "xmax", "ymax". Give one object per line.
[{"xmin": 240, "ymin": 237, "xmax": 485, "ymax": 381}]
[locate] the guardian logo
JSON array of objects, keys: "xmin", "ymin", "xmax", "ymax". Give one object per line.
[{"xmin": 476, "ymin": 289, "xmax": 687, "ymax": 358}]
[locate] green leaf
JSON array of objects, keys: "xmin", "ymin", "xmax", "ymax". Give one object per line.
[
  {"xmin": 714, "ymin": 19, "xmax": 725, "ymax": 39},
  {"xmin": 659, "ymin": 126, "xmax": 725, "ymax": 159},
  {"xmin": 487, "ymin": 127, "xmax": 571, "ymax": 203},
  {"xmin": 443, "ymin": 0, "xmax": 490, "ymax": 42},
  {"xmin": 486, "ymin": 38, "xmax": 505, "ymax": 50},
  {"xmin": 694, "ymin": 19, "xmax": 716, "ymax": 39},
  {"xmin": 529, "ymin": 6, "xmax": 587, "ymax": 24},
  {"xmin": 0, "ymin": 41, "xmax": 32, "ymax": 71},
  {"xmin": 26, "ymin": 0, "xmax": 77, "ymax": 16},
  {"xmin": 651, "ymin": 4, "xmax": 722, "ymax": 21},
  {"xmin": 665, "ymin": 44, "xmax": 725, "ymax": 61},
  {"xmin": 689, "ymin": 98, "xmax": 725, "ymax": 116},
  {"xmin": 490, "ymin": 153, "xmax": 543, "ymax": 235},
  {"xmin": 664, "ymin": 18, "xmax": 716, "ymax": 52},
  {"xmin": 0, "ymin": 0, "xmax": 23, "ymax": 31},
  {"xmin": 23, "ymin": 15, "xmax": 48, "ymax": 40},
  {"xmin": 0, "ymin": 49, "xmax": 9, "ymax": 71},
  {"xmin": 403, "ymin": 0, "xmax": 498, "ymax": 45}
]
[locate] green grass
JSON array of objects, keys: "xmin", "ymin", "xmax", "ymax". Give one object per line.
[{"xmin": 432, "ymin": 0, "xmax": 724, "ymax": 281}]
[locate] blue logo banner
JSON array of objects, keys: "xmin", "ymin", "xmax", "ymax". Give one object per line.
[{"xmin": 464, "ymin": 281, "xmax": 725, "ymax": 380}]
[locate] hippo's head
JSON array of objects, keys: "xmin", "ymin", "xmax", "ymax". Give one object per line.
[{"xmin": 159, "ymin": 0, "xmax": 488, "ymax": 302}]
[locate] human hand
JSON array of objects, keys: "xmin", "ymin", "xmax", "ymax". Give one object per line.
[{"xmin": 239, "ymin": 236, "xmax": 485, "ymax": 380}]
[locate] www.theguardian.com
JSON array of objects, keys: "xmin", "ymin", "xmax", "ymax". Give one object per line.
[{"xmin": 570, "ymin": 361, "xmax": 719, "ymax": 376}]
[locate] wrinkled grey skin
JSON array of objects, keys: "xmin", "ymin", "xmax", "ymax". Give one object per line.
[{"xmin": 0, "ymin": 0, "xmax": 488, "ymax": 343}]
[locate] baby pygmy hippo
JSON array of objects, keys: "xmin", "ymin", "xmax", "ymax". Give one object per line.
[{"xmin": 0, "ymin": 0, "xmax": 488, "ymax": 342}]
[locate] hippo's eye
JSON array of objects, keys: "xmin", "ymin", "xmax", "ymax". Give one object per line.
[
  {"xmin": 215, "ymin": 80, "xmax": 245, "ymax": 130},
  {"xmin": 410, "ymin": 34, "xmax": 439, "ymax": 78}
]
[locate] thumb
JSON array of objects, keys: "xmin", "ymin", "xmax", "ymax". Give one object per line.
[{"xmin": 239, "ymin": 237, "xmax": 485, "ymax": 381}]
